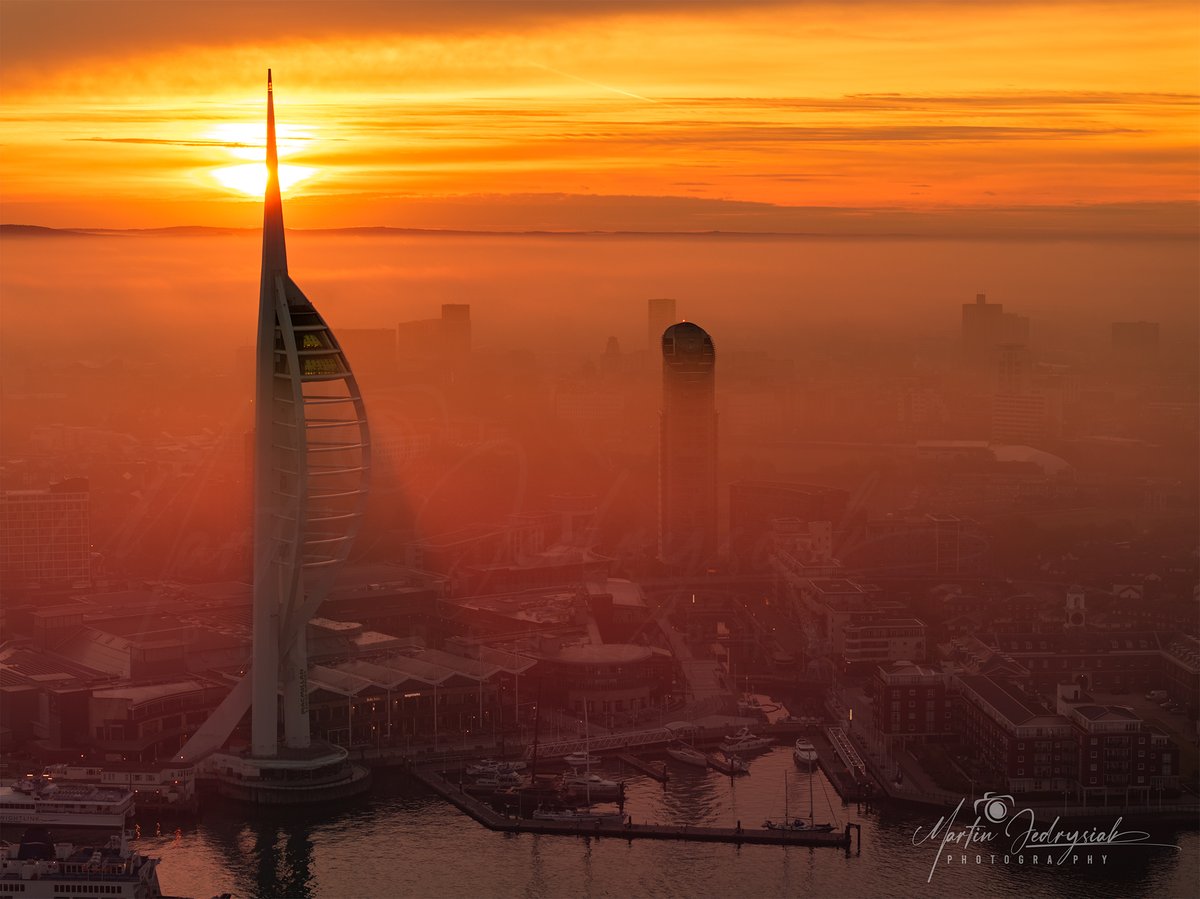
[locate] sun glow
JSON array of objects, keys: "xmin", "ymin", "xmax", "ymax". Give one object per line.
[
  {"xmin": 212, "ymin": 163, "xmax": 316, "ymax": 196},
  {"xmin": 207, "ymin": 121, "xmax": 317, "ymax": 196}
]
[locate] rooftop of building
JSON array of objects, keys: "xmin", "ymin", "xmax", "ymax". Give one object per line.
[
  {"xmin": 807, "ymin": 578, "xmax": 872, "ymax": 594},
  {"xmin": 990, "ymin": 631, "xmax": 1167, "ymax": 654},
  {"xmin": 0, "ymin": 647, "xmax": 105, "ymax": 688},
  {"xmin": 549, "ymin": 644, "xmax": 653, "ymax": 666},
  {"xmin": 1072, "ymin": 704, "xmax": 1140, "ymax": 722},
  {"xmin": 877, "ymin": 661, "xmax": 942, "ymax": 680},
  {"xmin": 447, "ymin": 587, "xmax": 581, "ymax": 624},
  {"xmin": 587, "ymin": 578, "xmax": 646, "ymax": 609},
  {"xmin": 91, "ymin": 679, "xmax": 213, "ymax": 704},
  {"xmin": 846, "ymin": 617, "xmax": 925, "ymax": 630},
  {"xmin": 958, "ymin": 674, "xmax": 1057, "ymax": 726}
]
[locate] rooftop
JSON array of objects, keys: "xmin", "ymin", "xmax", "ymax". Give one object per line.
[
  {"xmin": 958, "ymin": 674, "xmax": 1053, "ymax": 726},
  {"xmin": 552, "ymin": 644, "xmax": 653, "ymax": 666},
  {"xmin": 92, "ymin": 679, "xmax": 211, "ymax": 705}
]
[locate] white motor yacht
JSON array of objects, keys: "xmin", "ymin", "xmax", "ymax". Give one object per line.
[
  {"xmin": 792, "ymin": 738, "xmax": 819, "ymax": 769},
  {"xmin": 718, "ymin": 726, "xmax": 773, "ymax": 754}
]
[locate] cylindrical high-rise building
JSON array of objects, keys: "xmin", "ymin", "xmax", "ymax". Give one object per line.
[{"xmin": 659, "ymin": 321, "xmax": 718, "ymax": 569}]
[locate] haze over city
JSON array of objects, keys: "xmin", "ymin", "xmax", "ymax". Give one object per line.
[{"xmin": 0, "ymin": 2, "xmax": 1197, "ymax": 898}]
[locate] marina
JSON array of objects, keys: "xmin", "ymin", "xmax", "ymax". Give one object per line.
[{"xmin": 411, "ymin": 764, "xmax": 858, "ymax": 851}]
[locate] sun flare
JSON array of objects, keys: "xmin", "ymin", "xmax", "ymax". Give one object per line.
[
  {"xmin": 207, "ymin": 121, "xmax": 316, "ymax": 196},
  {"xmin": 212, "ymin": 163, "xmax": 317, "ymax": 197}
]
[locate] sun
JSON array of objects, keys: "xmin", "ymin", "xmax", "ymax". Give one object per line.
[
  {"xmin": 212, "ymin": 162, "xmax": 316, "ymax": 197},
  {"xmin": 207, "ymin": 121, "xmax": 317, "ymax": 197}
]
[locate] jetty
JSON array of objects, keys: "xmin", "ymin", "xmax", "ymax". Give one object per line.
[
  {"xmin": 411, "ymin": 766, "xmax": 859, "ymax": 852},
  {"xmin": 706, "ymin": 754, "xmax": 748, "ymax": 776},
  {"xmin": 617, "ymin": 753, "xmax": 669, "ymax": 782}
]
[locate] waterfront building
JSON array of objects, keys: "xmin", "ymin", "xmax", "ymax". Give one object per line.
[
  {"xmin": 953, "ymin": 674, "xmax": 1181, "ymax": 798},
  {"xmin": 841, "ymin": 618, "xmax": 927, "ymax": 669},
  {"xmin": 871, "ymin": 662, "xmax": 954, "ymax": 743}
]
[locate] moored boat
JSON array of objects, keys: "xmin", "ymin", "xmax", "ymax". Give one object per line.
[
  {"xmin": 532, "ymin": 807, "xmax": 627, "ymax": 825},
  {"xmin": 792, "ymin": 738, "xmax": 818, "ymax": 769},
  {"xmin": 40, "ymin": 762, "xmax": 197, "ymax": 813},
  {"xmin": 465, "ymin": 760, "xmax": 527, "ymax": 777},
  {"xmin": 473, "ymin": 770, "xmax": 524, "ymax": 788},
  {"xmin": 718, "ymin": 726, "xmax": 773, "ymax": 754},
  {"xmin": 562, "ymin": 771, "xmax": 624, "ymax": 800},
  {"xmin": 562, "ymin": 752, "xmax": 600, "ymax": 768},
  {"xmin": 665, "ymin": 743, "xmax": 708, "ymax": 767},
  {"xmin": 0, "ymin": 828, "xmax": 164, "ymax": 898},
  {"xmin": 2, "ymin": 779, "xmax": 134, "ymax": 831}
]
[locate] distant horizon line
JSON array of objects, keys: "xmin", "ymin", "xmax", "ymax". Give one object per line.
[{"xmin": 2, "ymin": 223, "xmax": 1195, "ymax": 241}]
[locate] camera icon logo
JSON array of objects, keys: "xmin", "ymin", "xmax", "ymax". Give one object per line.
[{"xmin": 974, "ymin": 792, "xmax": 1014, "ymax": 824}]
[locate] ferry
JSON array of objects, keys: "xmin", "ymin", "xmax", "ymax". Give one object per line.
[
  {"xmin": 1, "ymin": 779, "xmax": 135, "ymax": 830},
  {"xmin": 0, "ymin": 828, "xmax": 164, "ymax": 898}
]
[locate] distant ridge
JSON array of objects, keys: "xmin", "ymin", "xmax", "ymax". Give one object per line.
[
  {"xmin": 3, "ymin": 223, "xmax": 1193, "ymax": 241},
  {"xmin": 0, "ymin": 224, "xmax": 105, "ymax": 237},
  {"xmin": 1, "ymin": 223, "xmax": 834, "ymax": 239}
]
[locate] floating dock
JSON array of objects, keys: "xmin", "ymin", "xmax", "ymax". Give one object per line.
[
  {"xmin": 706, "ymin": 754, "xmax": 749, "ymax": 776},
  {"xmin": 412, "ymin": 766, "xmax": 858, "ymax": 851},
  {"xmin": 617, "ymin": 754, "xmax": 669, "ymax": 783}
]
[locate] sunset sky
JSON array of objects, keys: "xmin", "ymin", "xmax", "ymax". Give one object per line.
[{"xmin": 1, "ymin": 0, "xmax": 1197, "ymax": 233}]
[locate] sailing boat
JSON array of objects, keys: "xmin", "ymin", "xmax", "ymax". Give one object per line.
[
  {"xmin": 762, "ymin": 769, "xmax": 834, "ymax": 832},
  {"xmin": 536, "ymin": 702, "xmax": 625, "ymax": 820}
]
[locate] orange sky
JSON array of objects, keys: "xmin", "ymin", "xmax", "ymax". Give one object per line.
[{"xmin": 1, "ymin": 0, "xmax": 1197, "ymax": 232}]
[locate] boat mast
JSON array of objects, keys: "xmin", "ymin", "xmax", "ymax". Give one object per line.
[{"xmin": 809, "ymin": 762, "xmax": 814, "ymax": 823}]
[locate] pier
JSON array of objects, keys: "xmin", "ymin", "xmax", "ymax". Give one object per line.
[
  {"xmin": 706, "ymin": 754, "xmax": 748, "ymax": 776},
  {"xmin": 808, "ymin": 731, "xmax": 875, "ymax": 802},
  {"xmin": 412, "ymin": 766, "xmax": 857, "ymax": 851},
  {"xmin": 617, "ymin": 754, "xmax": 670, "ymax": 782}
]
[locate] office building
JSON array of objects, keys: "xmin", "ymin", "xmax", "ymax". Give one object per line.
[
  {"xmin": 647, "ymin": 298, "xmax": 677, "ymax": 349},
  {"xmin": 0, "ymin": 479, "xmax": 91, "ymax": 588}
]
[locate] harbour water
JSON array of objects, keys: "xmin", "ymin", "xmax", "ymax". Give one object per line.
[{"xmin": 133, "ymin": 748, "xmax": 1195, "ymax": 898}]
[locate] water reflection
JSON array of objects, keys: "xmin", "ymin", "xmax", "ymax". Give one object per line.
[{"xmin": 142, "ymin": 754, "xmax": 1196, "ymax": 898}]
